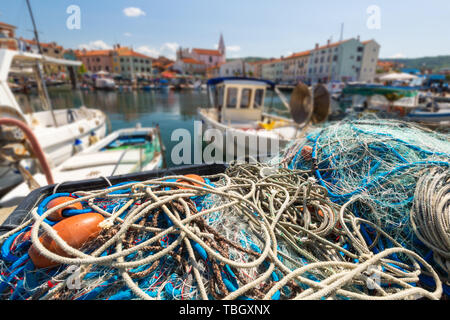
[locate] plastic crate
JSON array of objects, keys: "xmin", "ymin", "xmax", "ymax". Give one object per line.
[{"xmin": 0, "ymin": 163, "xmax": 227, "ymax": 234}]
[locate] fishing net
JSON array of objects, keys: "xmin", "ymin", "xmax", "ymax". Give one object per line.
[
  {"xmin": 274, "ymin": 116, "xmax": 450, "ymax": 281},
  {"xmin": 0, "ymin": 166, "xmax": 443, "ymax": 300}
]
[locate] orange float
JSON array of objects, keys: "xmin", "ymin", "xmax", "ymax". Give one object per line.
[
  {"xmin": 28, "ymin": 212, "xmax": 105, "ymax": 268},
  {"xmin": 176, "ymin": 174, "xmax": 205, "ymax": 190},
  {"xmin": 300, "ymin": 145, "xmax": 313, "ymax": 161},
  {"xmin": 46, "ymin": 197, "xmax": 83, "ymax": 221},
  {"xmin": 299, "ymin": 205, "xmax": 324, "ymax": 218}
]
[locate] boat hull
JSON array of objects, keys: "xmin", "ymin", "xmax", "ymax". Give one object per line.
[
  {"xmin": 0, "ymin": 108, "xmax": 107, "ymax": 192},
  {"xmin": 198, "ymin": 109, "xmax": 289, "ymax": 162}
]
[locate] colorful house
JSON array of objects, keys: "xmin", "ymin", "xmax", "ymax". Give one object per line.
[{"xmin": 175, "ymin": 34, "xmax": 226, "ymax": 75}]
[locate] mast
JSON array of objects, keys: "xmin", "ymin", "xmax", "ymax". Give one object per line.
[{"xmin": 25, "ymin": 0, "xmax": 58, "ymax": 127}]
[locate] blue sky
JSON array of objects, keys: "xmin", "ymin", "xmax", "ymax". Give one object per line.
[{"xmin": 1, "ymin": 0, "xmax": 449, "ymax": 60}]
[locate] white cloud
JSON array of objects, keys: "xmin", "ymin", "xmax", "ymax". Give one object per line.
[
  {"xmin": 390, "ymin": 53, "xmax": 406, "ymax": 59},
  {"xmin": 78, "ymin": 40, "xmax": 111, "ymax": 50},
  {"xmin": 123, "ymin": 7, "xmax": 146, "ymax": 17},
  {"xmin": 227, "ymin": 45, "xmax": 241, "ymax": 53},
  {"xmin": 136, "ymin": 42, "xmax": 179, "ymax": 60},
  {"xmin": 124, "ymin": 32, "xmax": 132, "ymax": 37},
  {"xmin": 214, "ymin": 44, "xmax": 241, "ymax": 53}
]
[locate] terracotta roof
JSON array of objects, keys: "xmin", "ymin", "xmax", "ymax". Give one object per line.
[
  {"xmin": 21, "ymin": 38, "xmax": 63, "ymax": 50},
  {"xmin": 285, "ymin": 50, "xmax": 311, "ymax": 60},
  {"xmin": 312, "ymin": 39, "xmax": 351, "ymax": 52},
  {"xmin": 114, "ymin": 47, "xmax": 152, "ymax": 60},
  {"xmin": 192, "ymin": 48, "xmax": 222, "ymax": 56},
  {"xmin": 0, "ymin": 21, "xmax": 16, "ymax": 29},
  {"xmin": 182, "ymin": 58, "xmax": 204, "ymax": 65},
  {"xmin": 78, "ymin": 50, "xmax": 111, "ymax": 57}
]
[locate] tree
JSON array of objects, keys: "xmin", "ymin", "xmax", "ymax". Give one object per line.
[{"xmin": 77, "ymin": 64, "xmax": 87, "ymax": 76}]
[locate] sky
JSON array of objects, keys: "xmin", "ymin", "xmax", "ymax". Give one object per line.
[{"xmin": 0, "ymin": 0, "xmax": 449, "ymax": 60}]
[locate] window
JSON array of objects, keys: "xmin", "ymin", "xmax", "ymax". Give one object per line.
[
  {"xmin": 240, "ymin": 89, "xmax": 251, "ymax": 109},
  {"xmin": 226, "ymin": 88, "xmax": 238, "ymax": 108},
  {"xmin": 333, "ymin": 55, "xmax": 338, "ymax": 62},
  {"xmin": 254, "ymin": 89, "xmax": 264, "ymax": 108},
  {"xmin": 218, "ymin": 86, "xmax": 224, "ymax": 108},
  {"xmin": 357, "ymin": 47, "xmax": 364, "ymax": 52},
  {"xmin": 120, "ymin": 58, "xmax": 124, "ymax": 62},
  {"xmin": 357, "ymin": 56, "xmax": 362, "ymax": 62}
]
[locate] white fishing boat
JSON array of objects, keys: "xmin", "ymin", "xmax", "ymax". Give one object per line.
[
  {"xmin": 198, "ymin": 77, "xmax": 328, "ymax": 160},
  {"xmin": 338, "ymin": 84, "xmax": 450, "ymax": 126},
  {"xmin": 406, "ymin": 103, "xmax": 450, "ymax": 124},
  {"xmin": 0, "ymin": 49, "xmax": 107, "ymax": 192},
  {"xmin": 94, "ymin": 71, "xmax": 116, "ymax": 91},
  {"xmin": 0, "ymin": 125, "xmax": 164, "ymax": 206}
]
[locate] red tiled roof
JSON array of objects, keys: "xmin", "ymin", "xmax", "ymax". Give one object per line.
[
  {"xmin": 21, "ymin": 38, "xmax": 63, "ymax": 50},
  {"xmin": 313, "ymin": 39, "xmax": 351, "ymax": 52},
  {"xmin": 0, "ymin": 21, "xmax": 16, "ymax": 29},
  {"xmin": 182, "ymin": 58, "xmax": 204, "ymax": 65},
  {"xmin": 285, "ymin": 50, "xmax": 311, "ymax": 60},
  {"xmin": 117, "ymin": 48, "xmax": 152, "ymax": 60},
  {"xmin": 192, "ymin": 48, "xmax": 222, "ymax": 56},
  {"xmin": 78, "ymin": 50, "xmax": 111, "ymax": 57}
]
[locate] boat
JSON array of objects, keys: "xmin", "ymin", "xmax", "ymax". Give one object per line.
[
  {"xmin": 0, "ymin": 125, "xmax": 164, "ymax": 207},
  {"xmin": 198, "ymin": 77, "xmax": 312, "ymax": 161},
  {"xmin": 0, "ymin": 49, "xmax": 107, "ymax": 192},
  {"xmin": 338, "ymin": 83, "xmax": 450, "ymax": 126},
  {"xmin": 94, "ymin": 71, "xmax": 116, "ymax": 91}
]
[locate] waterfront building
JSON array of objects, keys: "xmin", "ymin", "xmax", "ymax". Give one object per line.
[
  {"xmin": 219, "ymin": 59, "xmax": 254, "ymax": 77},
  {"xmin": 261, "ymin": 58, "xmax": 284, "ymax": 82},
  {"xmin": 152, "ymin": 56, "xmax": 175, "ymax": 75},
  {"xmin": 306, "ymin": 37, "xmax": 380, "ymax": 84},
  {"xmin": 206, "ymin": 64, "xmax": 221, "ymax": 78},
  {"xmin": 19, "ymin": 38, "xmax": 65, "ymax": 74},
  {"xmin": 281, "ymin": 50, "xmax": 311, "ymax": 84},
  {"xmin": 175, "ymin": 34, "xmax": 226, "ymax": 75},
  {"xmin": 359, "ymin": 40, "xmax": 381, "ymax": 82},
  {"xmin": 0, "ymin": 21, "xmax": 17, "ymax": 50},
  {"xmin": 173, "ymin": 57, "xmax": 206, "ymax": 76},
  {"xmin": 113, "ymin": 45, "xmax": 153, "ymax": 80},
  {"xmin": 76, "ymin": 49, "xmax": 114, "ymax": 74}
]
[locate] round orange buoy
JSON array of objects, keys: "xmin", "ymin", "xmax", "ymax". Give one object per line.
[
  {"xmin": 176, "ymin": 174, "xmax": 205, "ymax": 190},
  {"xmin": 28, "ymin": 212, "xmax": 104, "ymax": 269},
  {"xmin": 300, "ymin": 145, "xmax": 313, "ymax": 161},
  {"xmin": 46, "ymin": 197, "xmax": 83, "ymax": 221},
  {"xmin": 299, "ymin": 205, "xmax": 324, "ymax": 218}
]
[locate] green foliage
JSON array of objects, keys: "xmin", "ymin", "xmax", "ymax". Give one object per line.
[{"xmin": 380, "ymin": 55, "xmax": 450, "ymax": 73}]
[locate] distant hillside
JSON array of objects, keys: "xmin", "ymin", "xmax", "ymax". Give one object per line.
[{"xmin": 380, "ymin": 55, "xmax": 450, "ymax": 72}]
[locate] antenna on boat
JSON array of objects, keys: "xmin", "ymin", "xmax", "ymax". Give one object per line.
[{"xmin": 25, "ymin": 0, "xmax": 58, "ymax": 127}]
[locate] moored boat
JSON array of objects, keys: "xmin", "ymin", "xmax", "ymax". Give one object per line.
[
  {"xmin": 0, "ymin": 125, "xmax": 164, "ymax": 206},
  {"xmin": 0, "ymin": 49, "xmax": 107, "ymax": 192}
]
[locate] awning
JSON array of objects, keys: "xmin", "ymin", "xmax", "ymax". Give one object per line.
[{"xmin": 379, "ymin": 73, "xmax": 419, "ymax": 81}]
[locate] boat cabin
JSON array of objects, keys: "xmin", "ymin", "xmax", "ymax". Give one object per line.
[{"xmin": 206, "ymin": 77, "xmax": 275, "ymax": 124}]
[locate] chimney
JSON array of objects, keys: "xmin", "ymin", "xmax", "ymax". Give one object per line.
[
  {"xmin": 357, "ymin": 35, "xmax": 360, "ymax": 42},
  {"xmin": 315, "ymin": 43, "xmax": 319, "ymax": 50},
  {"xmin": 327, "ymin": 39, "xmax": 331, "ymax": 46}
]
